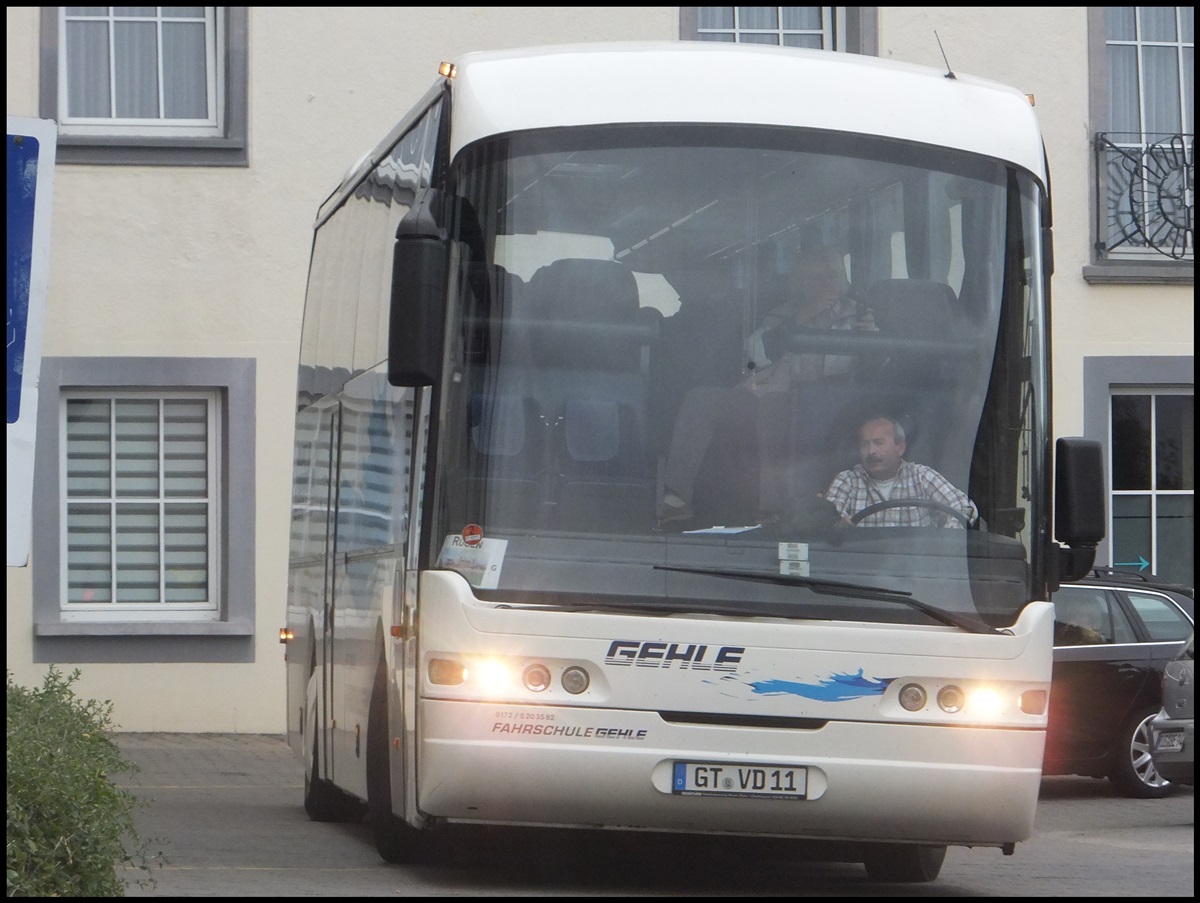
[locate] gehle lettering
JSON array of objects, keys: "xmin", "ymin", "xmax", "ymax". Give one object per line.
[{"xmin": 604, "ymin": 640, "xmax": 745, "ymax": 671}]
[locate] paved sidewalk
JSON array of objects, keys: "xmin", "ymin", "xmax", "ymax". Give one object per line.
[
  {"xmin": 117, "ymin": 732, "xmax": 299, "ymax": 790},
  {"xmin": 114, "ymin": 733, "xmax": 382, "ymax": 897}
]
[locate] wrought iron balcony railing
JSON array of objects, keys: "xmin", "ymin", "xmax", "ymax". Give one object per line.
[{"xmin": 1095, "ymin": 132, "xmax": 1194, "ymax": 261}]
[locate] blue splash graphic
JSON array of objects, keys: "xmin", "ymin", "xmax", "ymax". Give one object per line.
[{"xmin": 748, "ymin": 668, "xmax": 894, "ymax": 701}]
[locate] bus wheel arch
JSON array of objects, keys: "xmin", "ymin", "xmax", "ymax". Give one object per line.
[{"xmin": 367, "ymin": 647, "xmax": 427, "ymax": 862}]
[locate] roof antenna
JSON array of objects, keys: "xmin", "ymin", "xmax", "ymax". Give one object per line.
[{"xmin": 935, "ymin": 31, "xmax": 957, "ymax": 80}]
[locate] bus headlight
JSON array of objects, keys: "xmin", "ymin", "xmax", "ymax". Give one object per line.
[
  {"xmin": 473, "ymin": 659, "xmax": 513, "ymax": 693},
  {"xmin": 967, "ymin": 686, "xmax": 1004, "ymax": 718}
]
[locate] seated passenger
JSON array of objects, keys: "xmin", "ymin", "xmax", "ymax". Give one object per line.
[
  {"xmin": 824, "ymin": 414, "xmax": 978, "ymax": 528},
  {"xmin": 1053, "ymin": 595, "xmax": 1107, "ymax": 646},
  {"xmin": 745, "ymin": 244, "xmax": 876, "ymax": 388},
  {"xmin": 660, "ymin": 245, "xmax": 876, "ymax": 525}
]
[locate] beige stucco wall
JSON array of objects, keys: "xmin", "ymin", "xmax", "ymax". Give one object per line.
[{"xmin": 6, "ymin": 7, "xmax": 1192, "ymax": 732}]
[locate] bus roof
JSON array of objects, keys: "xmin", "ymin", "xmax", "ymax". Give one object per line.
[
  {"xmin": 446, "ymin": 42, "xmax": 1047, "ymax": 181},
  {"xmin": 323, "ymin": 42, "xmax": 1047, "ymax": 224}
]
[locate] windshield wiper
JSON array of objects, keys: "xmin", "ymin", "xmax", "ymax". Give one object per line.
[
  {"xmin": 481, "ymin": 588, "xmax": 763, "ymax": 618},
  {"xmin": 654, "ymin": 564, "xmax": 1002, "ymax": 635}
]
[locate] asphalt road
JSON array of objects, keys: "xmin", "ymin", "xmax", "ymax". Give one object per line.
[{"xmin": 114, "ymin": 733, "xmax": 1194, "ymax": 897}]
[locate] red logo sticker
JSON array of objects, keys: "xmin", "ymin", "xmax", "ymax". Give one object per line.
[{"xmin": 462, "ymin": 524, "xmax": 484, "ymax": 547}]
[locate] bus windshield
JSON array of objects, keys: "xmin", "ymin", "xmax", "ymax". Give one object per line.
[{"xmin": 434, "ymin": 124, "xmax": 1047, "ymax": 628}]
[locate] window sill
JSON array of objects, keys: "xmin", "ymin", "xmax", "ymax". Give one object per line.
[
  {"xmin": 34, "ymin": 619, "xmax": 255, "ymax": 637},
  {"xmin": 1082, "ymin": 261, "xmax": 1194, "ymax": 285},
  {"xmin": 55, "ymin": 135, "xmax": 248, "ymax": 167}
]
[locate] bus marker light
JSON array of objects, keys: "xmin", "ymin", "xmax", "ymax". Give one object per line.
[
  {"xmin": 937, "ymin": 686, "xmax": 965, "ymax": 713},
  {"xmin": 561, "ymin": 666, "xmax": 590, "ymax": 695},
  {"xmin": 1019, "ymin": 690, "xmax": 1047, "ymax": 715},
  {"xmin": 439, "ymin": 61, "xmax": 458, "ymax": 78},
  {"xmin": 899, "ymin": 683, "xmax": 927, "ymax": 711},
  {"xmin": 428, "ymin": 658, "xmax": 466, "ymax": 685},
  {"xmin": 522, "ymin": 663, "xmax": 552, "ymax": 692}
]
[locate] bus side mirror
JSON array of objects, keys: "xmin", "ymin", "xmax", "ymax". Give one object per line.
[
  {"xmin": 388, "ymin": 189, "xmax": 449, "ymax": 388},
  {"xmin": 1053, "ymin": 437, "xmax": 1105, "ymax": 585}
]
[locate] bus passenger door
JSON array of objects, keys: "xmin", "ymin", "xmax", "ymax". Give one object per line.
[{"xmin": 328, "ymin": 379, "xmax": 421, "ymax": 806}]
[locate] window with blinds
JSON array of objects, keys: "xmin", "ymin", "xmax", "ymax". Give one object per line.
[{"xmin": 62, "ymin": 391, "xmax": 219, "ymax": 619}]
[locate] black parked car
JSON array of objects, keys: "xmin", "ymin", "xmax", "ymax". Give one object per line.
[{"xmin": 1043, "ymin": 568, "xmax": 1194, "ymax": 798}]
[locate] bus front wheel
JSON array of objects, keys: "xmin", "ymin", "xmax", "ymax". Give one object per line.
[{"xmin": 862, "ymin": 843, "xmax": 947, "ymax": 883}]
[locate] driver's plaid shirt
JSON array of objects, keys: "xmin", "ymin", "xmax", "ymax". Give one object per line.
[{"xmin": 824, "ymin": 461, "xmax": 979, "ymax": 528}]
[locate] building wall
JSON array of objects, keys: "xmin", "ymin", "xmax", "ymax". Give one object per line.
[{"xmin": 6, "ymin": 7, "xmax": 1191, "ymax": 732}]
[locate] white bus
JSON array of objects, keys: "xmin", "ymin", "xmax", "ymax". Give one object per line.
[{"xmin": 285, "ymin": 42, "xmax": 1104, "ymax": 882}]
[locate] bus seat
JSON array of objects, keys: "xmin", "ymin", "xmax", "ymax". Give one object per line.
[
  {"xmin": 858, "ymin": 279, "xmax": 967, "ymax": 475},
  {"xmin": 865, "ymin": 279, "xmax": 962, "ymax": 340},
  {"xmin": 647, "ymin": 296, "xmax": 743, "ymax": 455},
  {"xmin": 864, "ymin": 279, "xmax": 964, "ymax": 387},
  {"xmin": 556, "ymin": 399, "xmax": 654, "ymax": 532},
  {"xmin": 526, "ymin": 258, "xmax": 643, "ymax": 371},
  {"xmin": 470, "ymin": 393, "xmax": 539, "ymax": 459},
  {"xmin": 465, "ymin": 393, "xmax": 547, "ymax": 528}
]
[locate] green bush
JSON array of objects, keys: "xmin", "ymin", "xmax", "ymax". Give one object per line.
[{"xmin": 6, "ymin": 667, "xmax": 161, "ymax": 896}]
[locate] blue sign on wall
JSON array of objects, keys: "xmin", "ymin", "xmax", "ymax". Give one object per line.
[
  {"xmin": 8, "ymin": 131, "xmax": 42, "ymax": 424},
  {"xmin": 7, "ymin": 116, "xmax": 55, "ymax": 567}
]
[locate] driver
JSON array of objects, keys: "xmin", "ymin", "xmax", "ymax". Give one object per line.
[{"xmin": 823, "ymin": 414, "xmax": 978, "ymax": 528}]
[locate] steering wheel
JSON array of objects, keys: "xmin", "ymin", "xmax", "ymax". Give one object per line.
[{"xmin": 849, "ymin": 498, "xmax": 974, "ymax": 529}]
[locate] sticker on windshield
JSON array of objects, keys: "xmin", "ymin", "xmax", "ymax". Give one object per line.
[
  {"xmin": 437, "ymin": 528, "xmax": 507, "ymax": 588},
  {"xmin": 778, "ymin": 542, "xmax": 810, "ymax": 576}
]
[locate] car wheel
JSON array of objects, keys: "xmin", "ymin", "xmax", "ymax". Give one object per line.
[
  {"xmin": 1107, "ymin": 704, "xmax": 1175, "ymax": 799},
  {"xmin": 862, "ymin": 843, "xmax": 947, "ymax": 882}
]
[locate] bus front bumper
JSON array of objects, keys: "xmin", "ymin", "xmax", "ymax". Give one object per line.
[{"xmin": 417, "ymin": 699, "xmax": 1043, "ymax": 846}]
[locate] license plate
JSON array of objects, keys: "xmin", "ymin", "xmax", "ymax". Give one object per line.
[
  {"xmin": 672, "ymin": 761, "xmax": 808, "ymax": 799},
  {"xmin": 1154, "ymin": 731, "xmax": 1184, "ymax": 753}
]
